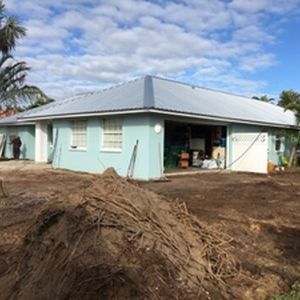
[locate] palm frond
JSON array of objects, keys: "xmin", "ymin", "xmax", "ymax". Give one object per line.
[
  {"xmin": 0, "ymin": 2, "xmax": 49, "ymax": 106},
  {"xmin": 1, "ymin": 61, "xmax": 30, "ymax": 87},
  {"xmin": 0, "ymin": 55, "xmax": 49, "ymax": 104},
  {"xmin": 0, "ymin": 15, "xmax": 26, "ymax": 55},
  {"xmin": 0, "ymin": 57, "xmax": 29, "ymax": 95},
  {"xmin": 0, "ymin": 53, "xmax": 12, "ymax": 66},
  {"xmin": 1, "ymin": 84, "xmax": 47, "ymax": 103},
  {"xmin": 0, "ymin": 1, "xmax": 5, "ymax": 23}
]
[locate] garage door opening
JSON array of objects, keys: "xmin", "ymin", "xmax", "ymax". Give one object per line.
[{"xmin": 164, "ymin": 121, "xmax": 227, "ymax": 175}]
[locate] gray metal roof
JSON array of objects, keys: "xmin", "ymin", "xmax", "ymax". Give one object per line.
[
  {"xmin": 152, "ymin": 77, "xmax": 296, "ymax": 127},
  {"xmin": 18, "ymin": 75, "xmax": 296, "ymax": 128},
  {"xmin": 0, "ymin": 114, "xmax": 18, "ymax": 125},
  {"xmin": 20, "ymin": 77, "xmax": 148, "ymax": 119},
  {"xmin": 0, "ymin": 112, "xmax": 34, "ymax": 126}
]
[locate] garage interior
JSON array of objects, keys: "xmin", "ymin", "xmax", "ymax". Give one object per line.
[{"xmin": 164, "ymin": 121, "xmax": 227, "ymax": 174}]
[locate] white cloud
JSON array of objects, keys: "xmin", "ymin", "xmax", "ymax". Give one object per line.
[
  {"xmin": 233, "ymin": 25, "xmax": 275, "ymax": 43},
  {"xmin": 4, "ymin": 0, "xmax": 300, "ymax": 98},
  {"xmin": 230, "ymin": 0, "xmax": 300, "ymax": 14},
  {"xmin": 239, "ymin": 53, "xmax": 277, "ymax": 72}
]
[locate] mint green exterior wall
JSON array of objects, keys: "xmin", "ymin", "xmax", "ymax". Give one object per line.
[
  {"xmin": 268, "ymin": 128, "xmax": 285, "ymax": 165},
  {"xmin": 283, "ymin": 130, "xmax": 296, "ymax": 159},
  {"xmin": 0, "ymin": 116, "xmax": 293, "ymax": 178},
  {"xmin": 227, "ymin": 124, "xmax": 291, "ymax": 168},
  {"xmin": 0, "ymin": 125, "xmax": 35, "ymax": 159},
  {"xmin": 51, "ymin": 114, "xmax": 164, "ymax": 180}
]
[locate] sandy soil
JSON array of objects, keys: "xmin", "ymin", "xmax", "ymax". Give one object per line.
[{"xmin": 0, "ymin": 162, "xmax": 299, "ymax": 299}]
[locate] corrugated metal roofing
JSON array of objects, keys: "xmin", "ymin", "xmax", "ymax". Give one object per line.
[
  {"xmin": 20, "ymin": 77, "xmax": 147, "ymax": 119},
  {"xmin": 0, "ymin": 112, "xmax": 34, "ymax": 126},
  {"xmin": 18, "ymin": 75, "xmax": 296, "ymax": 127},
  {"xmin": 151, "ymin": 77, "xmax": 296, "ymax": 127},
  {"xmin": 0, "ymin": 114, "xmax": 19, "ymax": 125}
]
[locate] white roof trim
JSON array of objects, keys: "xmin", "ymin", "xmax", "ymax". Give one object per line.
[
  {"xmin": 148, "ymin": 109, "xmax": 298, "ymax": 129},
  {"xmin": 19, "ymin": 109, "xmax": 149, "ymax": 121},
  {"xmin": 19, "ymin": 108, "xmax": 298, "ymax": 129}
]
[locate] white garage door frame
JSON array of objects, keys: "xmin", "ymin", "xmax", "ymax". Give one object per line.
[
  {"xmin": 231, "ymin": 132, "xmax": 268, "ymax": 174},
  {"xmin": 35, "ymin": 121, "xmax": 48, "ymax": 162}
]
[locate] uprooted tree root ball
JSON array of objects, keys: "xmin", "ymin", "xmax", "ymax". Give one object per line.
[{"xmin": 5, "ymin": 168, "xmax": 237, "ymax": 300}]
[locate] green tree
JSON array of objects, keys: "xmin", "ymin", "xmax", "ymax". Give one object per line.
[
  {"xmin": 278, "ymin": 90, "xmax": 300, "ymax": 109},
  {"xmin": 25, "ymin": 97, "xmax": 54, "ymax": 110},
  {"xmin": 252, "ymin": 95, "xmax": 275, "ymax": 103},
  {"xmin": 278, "ymin": 90, "xmax": 300, "ymax": 167},
  {"xmin": 0, "ymin": 1, "xmax": 48, "ymax": 106}
]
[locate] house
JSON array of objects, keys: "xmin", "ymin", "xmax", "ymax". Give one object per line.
[{"xmin": 0, "ymin": 75, "xmax": 297, "ymax": 179}]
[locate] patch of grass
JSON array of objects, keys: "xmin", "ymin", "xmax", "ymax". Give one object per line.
[{"xmin": 269, "ymin": 282, "xmax": 300, "ymax": 300}]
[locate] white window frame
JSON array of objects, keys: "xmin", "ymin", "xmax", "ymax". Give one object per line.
[
  {"xmin": 100, "ymin": 118, "xmax": 123, "ymax": 152},
  {"xmin": 70, "ymin": 120, "xmax": 87, "ymax": 150}
]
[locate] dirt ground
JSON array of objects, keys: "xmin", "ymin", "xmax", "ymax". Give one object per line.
[
  {"xmin": 141, "ymin": 171, "xmax": 300, "ymax": 298},
  {"xmin": 0, "ymin": 166, "xmax": 93, "ymax": 246},
  {"xmin": 0, "ymin": 162, "xmax": 299, "ymax": 299}
]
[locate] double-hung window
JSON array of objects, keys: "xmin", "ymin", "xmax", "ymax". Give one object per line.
[
  {"xmin": 71, "ymin": 120, "xmax": 87, "ymax": 149},
  {"xmin": 101, "ymin": 119, "xmax": 122, "ymax": 151}
]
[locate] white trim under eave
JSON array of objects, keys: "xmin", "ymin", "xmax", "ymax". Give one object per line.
[
  {"xmin": 18, "ymin": 109, "xmax": 148, "ymax": 121},
  {"xmin": 147, "ymin": 109, "xmax": 298, "ymax": 129},
  {"xmin": 18, "ymin": 108, "xmax": 297, "ymax": 129}
]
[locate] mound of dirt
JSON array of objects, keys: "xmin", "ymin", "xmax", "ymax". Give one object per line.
[{"xmin": 3, "ymin": 168, "xmax": 237, "ymax": 300}]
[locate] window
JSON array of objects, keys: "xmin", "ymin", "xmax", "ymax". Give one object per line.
[
  {"xmin": 275, "ymin": 134, "xmax": 282, "ymax": 152},
  {"xmin": 102, "ymin": 119, "xmax": 122, "ymax": 150},
  {"xmin": 71, "ymin": 120, "xmax": 87, "ymax": 149}
]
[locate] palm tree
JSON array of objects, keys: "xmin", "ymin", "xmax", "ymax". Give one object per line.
[
  {"xmin": 252, "ymin": 95, "xmax": 275, "ymax": 103},
  {"xmin": 0, "ymin": 0, "xmax": 48, "ymax": 105},
  {"xmin": 25, "ymin": 97, "xmax": 54, "ymax": 110},
  {"xmin": 0, "ymin": 1, "xmax": 26, "ymax": 55},
  {"xmin": 278, "ymin": 90, "xmax": 300, "ymax": 167},
  {"xmin": 0, "ymin": 54, "xmax": 47, "ymax": 103},
  {"xmin": 278, "ymin": 90, "xmax": 300, "ymax": 109}
]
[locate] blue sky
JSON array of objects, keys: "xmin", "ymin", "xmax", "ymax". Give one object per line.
[{"xmin": 5, "ymin": 0, "xmax": 300, "ymax": 100}]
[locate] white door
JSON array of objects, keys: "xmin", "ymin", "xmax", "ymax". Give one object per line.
[
  {"xmin": 35, "ymin": 121, "xmax": 48, "ymax": 162},
  {"xmin": 231, "ymin": 132, "xmax": 268, "ymax": 173}
]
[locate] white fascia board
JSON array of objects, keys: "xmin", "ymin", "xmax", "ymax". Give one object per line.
[
  {"xmin": 18, "ymin": 108, "xmax": 297, "ymax": 129},
  {"xmin": 18, "ymin": 109, "xmax": 148, "ymax": 121},
  {"xmin": 148, "ymin": 109, "xmax": 298, "ymax": 129}
]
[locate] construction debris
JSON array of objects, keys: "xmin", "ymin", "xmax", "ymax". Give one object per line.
[{"xmin": 3, "ymin": 168, "xmax": 237, "ymax": 300}]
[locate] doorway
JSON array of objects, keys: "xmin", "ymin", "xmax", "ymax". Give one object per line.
[{"xmin": 164, "ymin": 121, "xmax": 227, "ymax": 174}]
